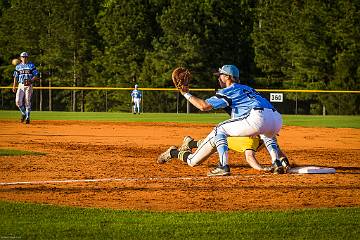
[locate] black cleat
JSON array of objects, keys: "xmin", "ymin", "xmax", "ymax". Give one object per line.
[
  {"xmin": 208, "ymin": 164, "xmax": 231, "ymax": 176},
  {"xmin": 272, "ymin": 159, "xmax": 285, "ymax": 174}
]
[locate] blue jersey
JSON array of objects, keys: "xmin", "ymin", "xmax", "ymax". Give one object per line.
[
  {"xmin": 206, "ymin": 83, "xmax": 274, "ymax": 118},
  {"xmin": 131, "ymin": 89, "xmax": 142, "ymax": 99},
  {"xmin": 13, "ymin": 62, "xmax": 39, "ymax": 84}
]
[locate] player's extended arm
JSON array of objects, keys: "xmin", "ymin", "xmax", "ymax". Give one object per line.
[
  {"xmin": 244, "ymin": 150, "xmax": 271, "ymax": 172},
  {"xmin": 171, "ymin": 67, "xmax": 213, "ymax": 111},
  {"xmin": 184, "ymin": 93, "xmax": 213, "ymax": 111}
]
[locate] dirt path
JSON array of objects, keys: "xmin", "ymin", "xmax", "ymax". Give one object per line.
[{"xmin": 1, "ymin": 120, "xmax": 359, "ymax": 211}]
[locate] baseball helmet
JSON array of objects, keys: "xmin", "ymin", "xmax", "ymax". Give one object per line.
[
  {"xmin": 20, "ymin": 52, "xmax": 29, "ymax": 57},
  {"xmin": 215, "ymin": 65, "xmax": 240, "ymax": 79}
]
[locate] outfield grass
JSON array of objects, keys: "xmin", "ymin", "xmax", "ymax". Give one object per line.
[
  {"xmin": 0, "ymin": 201, "xmax": 359, "ymax": 240},
  {"xmin": 1, "ymin": 110, "xmax": 359, "ymax": 128}
]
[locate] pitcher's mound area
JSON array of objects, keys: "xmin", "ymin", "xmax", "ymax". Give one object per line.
[{"xmin": 1, "ymin": 120, "xmax": 359, "ymax": 211}]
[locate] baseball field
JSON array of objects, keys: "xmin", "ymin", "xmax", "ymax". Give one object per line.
[{"xmin": 1, "ymin": 111, "xmax": 360, "ymax": 239}]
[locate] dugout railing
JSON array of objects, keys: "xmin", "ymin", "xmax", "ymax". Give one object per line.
[{"xmin": 1, "ymin": 86, "xmax": 359, "ymax": 115}]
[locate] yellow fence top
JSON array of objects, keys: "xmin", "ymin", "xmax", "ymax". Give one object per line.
[{"xmin": 0, "ymin": 86, "xmax": 359, "ymax": 94}]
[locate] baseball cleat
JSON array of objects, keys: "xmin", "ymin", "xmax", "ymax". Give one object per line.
[
  {"xmin": 25, "ymin": 118, "xmax": 30, "ymax": 124},
  {"xmin": 280, "ymin": 157, "xmax": 290, "ymax": 173},
  {"xmin": 20, "ymin": 115, "xmax": 26, "ymax": 123},
  {"xmin": 208, "ymin": 164, "xmax": 231, "ymax": 177},
  {"xmin": 272, "ymin": 159, "xmax": 285, "ymax": 174},
  {"xmin": 157, "ymin": 146, "xmax": 177, "ymax": 164},
  {"xmin": 178, "ymin": 136, "xmax": 193, "ymax": 152}
]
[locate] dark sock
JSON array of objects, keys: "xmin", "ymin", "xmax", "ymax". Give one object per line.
[
  {"xmin": 170, "ymin": 149, "xmax": 179, "ymax": 158},
  {"xmin": 176, "ymin": 150, "xmax": 191, "ymax": 163},
  {"xmin": 189, "ymin": 140, "xmax": 198, "ymax": 149},
  {"xmin": 183, "ymin": 151, "xmax": 191, "ymax": 161}
]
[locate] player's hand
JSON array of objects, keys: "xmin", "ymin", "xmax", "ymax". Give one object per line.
[
  {"xmin": 261, "ymin": 166, "xmax": 272, "ymax": 172},
  {"xmin": 12, "ymin": 86, "xmax": 16, "ymax": 93}
]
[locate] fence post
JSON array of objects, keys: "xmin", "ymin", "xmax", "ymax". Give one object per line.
[
  {"xmin": 295, "ymin": 92, "xmax": 298, "ymax": 114},
  {"xmin": 176, "ymin": 92, "xmax": 179, "ymax": 114},
  {"xmin": 39, "ymin": 71, "xmax": 42, "ymax": 111},
  {"xmin": 105, "ymin": 90, "xmax": 108, "ymax": 112},
  {"xmin": 49, "ymin": 79, "xmax": 52, "ymax": 111}
]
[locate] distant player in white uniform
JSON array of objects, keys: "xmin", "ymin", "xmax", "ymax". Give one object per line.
[
  {"xmin": 131, "ymin": 84, "xmax": 142, "ymax": 114},
  {"xmin": 158, "ymin": 65, "xmax": 284, "ymax": 176},
  {"xmin": 12, "ymin": 52, "xmax": 39, "ymax": 124}
]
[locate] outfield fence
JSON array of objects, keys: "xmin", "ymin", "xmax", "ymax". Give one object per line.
[{"xmin": 1, "ymin": 86, "xmax": 359, "ymax": 115}]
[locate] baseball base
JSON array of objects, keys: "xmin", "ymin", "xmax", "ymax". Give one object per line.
[{"xmin": 289, "ymin": 166, "xmax": 336, "ymax": 174}]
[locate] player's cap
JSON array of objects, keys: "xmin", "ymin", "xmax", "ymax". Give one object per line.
[
  {"xmin": 135, "ymin": 84, "xmax": 138, "ymax": 88},
  {"xmin": 214, "ymin": 65, "xmax": 240, "ymax": 78},
  {"xmin": 20, "ymin": 52, "xmax": 29, "ymax": 57}
]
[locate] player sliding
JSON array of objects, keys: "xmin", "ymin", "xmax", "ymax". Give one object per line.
[
  {"xmin": 159, "ymin": 65, "xmax": 287, "ymax": 176},
  {"xmin": 158, "ymin": 135, "xmax": 290, "ymax": 174}
]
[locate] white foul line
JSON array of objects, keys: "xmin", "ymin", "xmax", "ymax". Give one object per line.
[{"xmin": 0, "ymin": 174, "xmax": 268, "ymax": 186}]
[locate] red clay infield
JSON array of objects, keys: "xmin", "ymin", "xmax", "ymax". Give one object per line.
[{"xmin": 0, "ymin": 120, "xmax": 359, "ymax": 212}]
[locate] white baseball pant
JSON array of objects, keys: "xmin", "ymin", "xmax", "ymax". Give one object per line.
[
  {"xmin": 133, "ymin": 98, "xmax": 141, "ymax": 113},
  {"xmin": 188, "ymin": 108, "xmax": 282, "ymax": 167},
  {"xmin": 15, "ymin": 83, "xmax": 33, "ymax": 117}
]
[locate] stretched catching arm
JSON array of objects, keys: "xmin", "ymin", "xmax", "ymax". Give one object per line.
[
  {"xmin": 184, "ymin": 93, "xmax": 213, "ymax": 111},
  {"xmin": 244, "ymin": 150, "xmax": 272, "ymax": 172}
]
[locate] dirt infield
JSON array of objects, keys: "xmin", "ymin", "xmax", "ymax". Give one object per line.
[{"xmin": 1, "ymin": 120, "xmax": 360, "ymax": 212}]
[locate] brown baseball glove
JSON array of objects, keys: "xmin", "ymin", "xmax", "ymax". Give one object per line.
[{"xmin": 172, "ymin": 67, "xmax": 191, "ymax": 93}]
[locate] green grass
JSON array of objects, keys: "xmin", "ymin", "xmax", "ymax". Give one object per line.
[
  {"xmin": 1, "ymin": 110, "xmax": 359, "ymax": 128},
  {"xmin": 0, "ymin": 201, "xmax": 359, "ymax": 240},
  {"xmin": 283, "ymin": 115, "xmax": 360, "ymax": 128},
  {"xmin": 0, "ymin": 148, "xmax": 46, "ymax": 156}
]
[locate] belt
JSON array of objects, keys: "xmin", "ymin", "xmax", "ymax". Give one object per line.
[{"xmin": 253, "ymin": 107, "xmax": 276, "ymax": 112}]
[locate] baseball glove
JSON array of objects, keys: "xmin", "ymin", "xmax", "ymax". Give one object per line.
[
  {"xmin": 172, "ymin": 67, "xmax": 191, "ymax": 93},
  {"xmin": 12, "ymin": 58, "xmax": 20, "ymax": 66}
]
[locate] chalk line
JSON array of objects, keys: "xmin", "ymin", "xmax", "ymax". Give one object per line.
[{"xmin": 0, "ymin": 174, "xmax": 267, "ymax": 186}]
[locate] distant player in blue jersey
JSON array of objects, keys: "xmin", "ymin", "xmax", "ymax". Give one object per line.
[
  {"xmin": 12, "ymin": 52, "xmax": 39, "ymax": 124},
  {"xmin": 131, "ymin": 84, "xmax": 142, "ymax": 114},
  {"xmin": 158, "ymin": 65, "xmax": 285, "ymax": 176}
]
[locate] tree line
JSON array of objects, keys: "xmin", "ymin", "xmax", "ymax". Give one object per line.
[{"xmin": 0, "ymin": 0, "xmax": 359, "ymax": 114}]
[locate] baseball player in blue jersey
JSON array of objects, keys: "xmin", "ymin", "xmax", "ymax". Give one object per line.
[
  {"xmin": 131, "ymin": 84, "xmax": 142, "ymax": 114},
  {"xmin": 12, "ymin": 52, "xmax": 39, "ymax": 124},
  {"xmin": 158, "ymin": 65, "xmax": 285, "ymax": 176}
]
